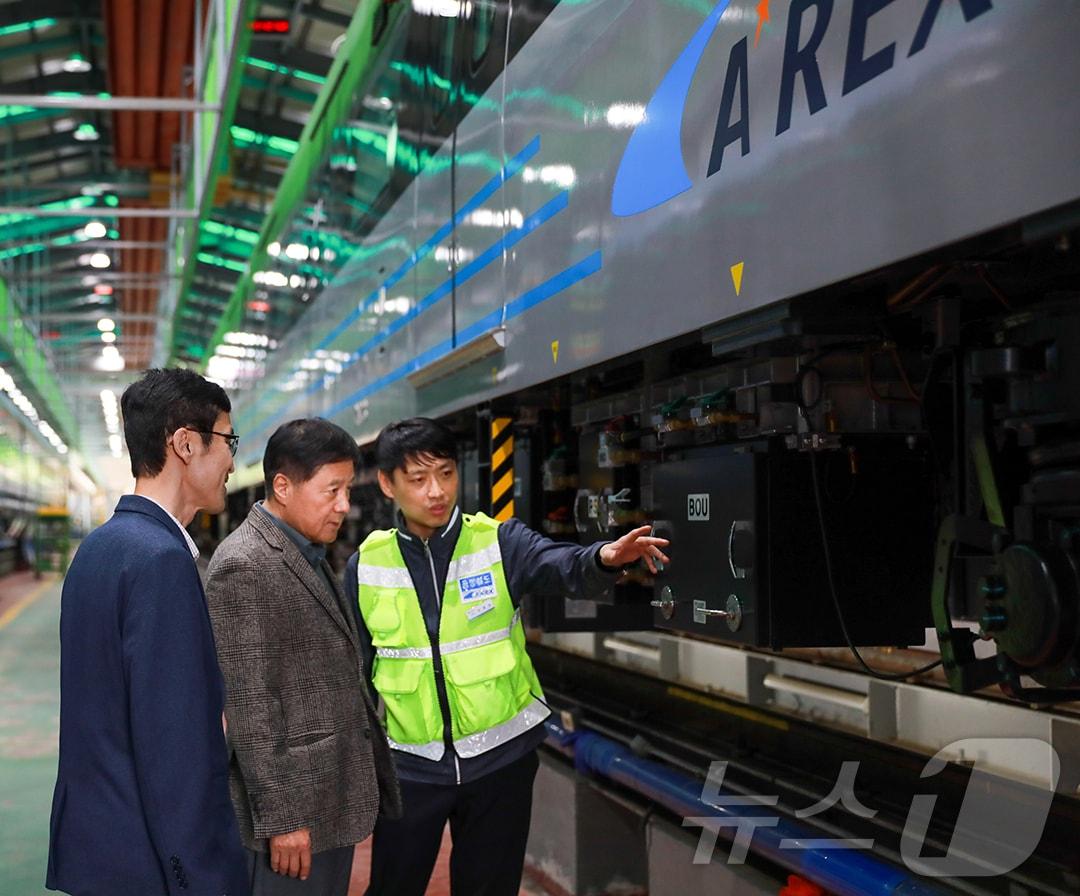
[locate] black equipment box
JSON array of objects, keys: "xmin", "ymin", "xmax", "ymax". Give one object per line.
[{"xmin": 650, "ymin": 441, "xmax": 933, "ymax": 648}]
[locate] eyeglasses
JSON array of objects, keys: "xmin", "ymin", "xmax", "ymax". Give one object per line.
[{"xmin": 196, "ymin": 430, "xmax": 239, "ymax": 457}]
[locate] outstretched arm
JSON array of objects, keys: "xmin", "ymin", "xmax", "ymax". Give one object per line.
[
  {"xmin": 598, "ymin": 524, "xmax": 670, "ymax": 574},
  {"xmin": 499, "ymin": 519, "xmax": 670, "ymax": 604}
]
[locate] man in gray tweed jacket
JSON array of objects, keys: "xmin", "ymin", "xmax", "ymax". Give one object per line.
[{"xmin": 206, "ymin": 418, "xmax": 400, "ymax": 896}]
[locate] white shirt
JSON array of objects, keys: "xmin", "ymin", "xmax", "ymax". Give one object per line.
[{"xmin": 138, "ymin": 494, "xmax": 200, "ymax": 560}]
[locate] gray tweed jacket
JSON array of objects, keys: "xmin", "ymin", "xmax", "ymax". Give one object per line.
[{"xmin": 205, "ymin": 507, "xmax": 400, "ymax": 854}]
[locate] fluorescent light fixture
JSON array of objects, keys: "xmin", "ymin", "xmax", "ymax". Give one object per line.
[
  {"xmin": 62, "ymin": 54, "xmax": 92, "ymax": 73},
  {"xmin": 97, "ymin": 345, "xmax": 125, "ymax": 372},
  {"xmin": 89, "ymin": 252, "xmax": 110, "ymax": 269},
  {"xmin": 253, "ymin": 270, "xmax": 288, "ymax": 288},
  {"xmin": 412, "ymin": 0, "xmax": 472, "ymax": 16},
  {"xmin": 97, "ymin": 317, "xmax": 115, "ymax": 332},
  {"xmin": 101, "ymin": 331, "xmax": 116, "ymax": 344},
  {"xmin": 224, "ymin": 331, "xmax": 276, "ymax": 348},
  {"xmin": 83, "ymin": 221, "xmax": 107, "ymax": 239},
  {"xmin": 407, "ymin": 327, "xmax": 506, "ymax": 389}
]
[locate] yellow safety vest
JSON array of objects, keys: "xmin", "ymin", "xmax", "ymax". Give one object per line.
[{"xmin": 356, "ymin": 513, "xmax": 548, "ymax": 761}]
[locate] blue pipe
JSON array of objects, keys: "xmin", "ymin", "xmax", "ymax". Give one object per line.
[{"xmin": 545, "ymin": 720, "xmax": 949, "ymax": 896}]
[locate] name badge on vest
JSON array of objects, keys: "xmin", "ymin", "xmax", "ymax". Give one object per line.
[
  {"xmin": 465, "ymin": 598, "xmax": 495, "ymax": 621},
  {"xmin": 459, "ymin": 570, "xmax": 497, "ymax": 621},
  {"xmin": 459, "ymin": 571, "xmax": 497, "ymax": 603}
]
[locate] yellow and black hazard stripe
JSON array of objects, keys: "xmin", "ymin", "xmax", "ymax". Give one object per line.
[{"xmin": 490, "ymin": 416, "xmax": 514, "ymax": 521}]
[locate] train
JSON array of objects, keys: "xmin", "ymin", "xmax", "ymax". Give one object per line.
[{"xmin": 211, "ymin": 2, "xmax": 1080, "ymax": 891}]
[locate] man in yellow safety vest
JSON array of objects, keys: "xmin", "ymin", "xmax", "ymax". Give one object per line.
[{"xmin": 344, "ymin": 417, "xmax": 670, "ymax": 896}]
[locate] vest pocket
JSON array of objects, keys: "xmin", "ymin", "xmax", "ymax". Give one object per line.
[
  {"xmin": 443, "ymin": 638, "xmax": 520, "ymax": 736},
  {"xmin": 372, "ymin": 658, "xmax": 436, "ymax": 745},
  {"xmin": 364, "ymin": 594, "xmax": 401, "ymax": 633}
]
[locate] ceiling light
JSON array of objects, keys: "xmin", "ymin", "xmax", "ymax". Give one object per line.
[
  {"xmin": 412, "ymin": 0, "xmax": 471, "ymax": 16},
  {"xmin": 97, "ymin": 317, "xmax": 115, "ymax": 332},
  {"xmin": 89, "ymin": 252, "xmax": 110, "ymax": 269},
  {"xmin": 285, "ymin": 242, "xmax": 309, "ymax": 261},
  {"xmin": 97, "ymin": 347, "xmax": 125, "ymax": 372},
  {"xmin": 74, "ymin": 123, "xmax": 99, "ymax": 142},
  {"xmin": 62, "ymin": 54, "xmax": 92, "ymax": 73},
  {"xmin": 267, "ymin": 241, "xmax": 281, "ymax": 257},
  {"xmin": 83, "ymin": 221, "xmax": 107, "ymax": 239},
  {"xmin": 101, "ymin": 331, "xmax": 116, "ymax": 344},
  {"xmin": 253, "ymin": 270, "xmax": 288, "ymax": 287}
]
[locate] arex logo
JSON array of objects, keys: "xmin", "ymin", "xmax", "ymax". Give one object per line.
[{"xmin": 611, "ymin": 0, "xmax": 993, "ymax": 218}]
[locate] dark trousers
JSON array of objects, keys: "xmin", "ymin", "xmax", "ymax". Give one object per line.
[
  {"xmin": 247, "ymin": 844, "xmax": 354, "ymax": 896},
  {"xmin": 365, "ymin": 750, "xmax": 539, "ymax": 896}
]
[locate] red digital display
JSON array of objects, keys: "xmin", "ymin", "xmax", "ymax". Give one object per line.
[{"xmin": 251, "ymin": 19, "xmax": 290, "ymax": 34}]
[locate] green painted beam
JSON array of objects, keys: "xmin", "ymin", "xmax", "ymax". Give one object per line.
[
  {"xmin": 244, "ymin": 55, "xmax": 326, "ymax": 86},
  {"xmin": 0, "ymin": 18, "xmax": 57, "ymax": 39},
  {"xmin": 188, "ymin": 0, "xmax": 404, "ymax": 368},
  {"xmin": 163, "ymin": 0, "xmax": 255, "ymax": 364},
  {"xmin": 0, "ymin": 277, "xmax": 80, "ymax": 450}
]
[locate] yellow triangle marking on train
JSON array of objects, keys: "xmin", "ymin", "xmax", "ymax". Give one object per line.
[
  {"xmin": 730, "ymin": 262, "xmax": 744, "ymax": 296},
  {"xmin": 551, "ymin": 340, "xmax": 560, "ymax": 364}
]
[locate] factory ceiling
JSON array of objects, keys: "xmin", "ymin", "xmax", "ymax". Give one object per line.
[{"xmin": 0, "ymin": 0, "xmax": 402, "ymax": 486}]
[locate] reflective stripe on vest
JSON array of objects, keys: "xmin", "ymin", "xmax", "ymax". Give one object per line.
[
  {"xmin": 446, "ymin": 541, "xmax": 502, "ymax": 582},
  {"xmin": 355, "ymin": 564, "xmax": 414, "ymax": 589},
  {"xmin": 452, "ymin": 697, "xmax": 550, "ymax": 758},
  {"xmin": 356, "ymin": 514, "xmax": 548, "ymax": 759},
  {"xmin": 375, "ymin": 608, "xmax": 522, "ymax": 660},
  {"xmin": 385, "ymin": 735, "xmax": 445, "ymax": 761}
]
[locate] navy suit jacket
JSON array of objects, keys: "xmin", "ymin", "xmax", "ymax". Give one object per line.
[{"xmin": 47, "ymin": 495, "xmax": 248, "ymax": 896}]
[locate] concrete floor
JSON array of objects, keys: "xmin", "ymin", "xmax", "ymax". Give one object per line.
[
  {"xmin": 0, "ymin": 572, "xmax": 62, "ymax": 896},
  {"xmin": 0, "ymin": 572, "xmax": 542, "ymax": 896}
]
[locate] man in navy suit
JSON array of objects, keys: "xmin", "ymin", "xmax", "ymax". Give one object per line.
[{"xmin": 47, "ymin": 368, "xmax": 249, "ymax": 896}]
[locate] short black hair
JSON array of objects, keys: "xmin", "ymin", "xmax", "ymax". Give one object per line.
[
  {"xmin": 374, "ymin": 417, "xmax": 458, "ymax": 476},
  {"xmin": 121, "ymin": 368, "xmax": 231, "ymax": 479},
  {"xmin": 263, "ymin": 418, "xmax": 361, "ymax": 494}
]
